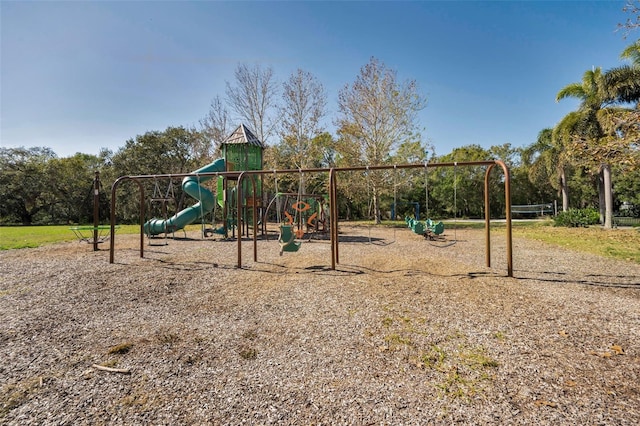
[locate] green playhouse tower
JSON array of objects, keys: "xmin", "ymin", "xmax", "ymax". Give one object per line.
[
  {"xmin": 143, "ymin": 123, "xmax": 264, "ymax": 238},
  {"xmin": 217, "ymin": 124, "xmax": 265, "ymax": 238}
]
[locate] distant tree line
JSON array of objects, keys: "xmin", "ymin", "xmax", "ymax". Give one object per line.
[{"xmin": 2, "ymin": 39, "xmax": 639, "ymax": 226}]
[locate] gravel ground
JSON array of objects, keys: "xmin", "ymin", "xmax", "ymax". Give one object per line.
[{"xmin": 1, "ymin": 224, "xmax": 639, "ymax": 425}]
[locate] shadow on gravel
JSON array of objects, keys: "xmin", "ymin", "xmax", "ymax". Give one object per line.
[{"xmin": 514, "ymin": 269, "xmax": 640, "ymax": 289}]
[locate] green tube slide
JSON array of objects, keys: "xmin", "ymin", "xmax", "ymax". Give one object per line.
[{"xmin": 144, "ymin": 158, "xmax": 226, "ymax": 235}]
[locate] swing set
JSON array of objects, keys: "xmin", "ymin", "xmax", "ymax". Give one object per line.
[
  {"xmin": 146, "ymin": 176, "xmax": 179, "ymax": 244},
  {"xmin": 423, "ymin": 162, "xmax": 457, "ymax": 247},
  {"xmin": 402, "ymin": 162, "xmax": 459, "ymax": 247},
  {"xmin": 109, "ymin": 160, "xmax": 514, "ymax": 277}
]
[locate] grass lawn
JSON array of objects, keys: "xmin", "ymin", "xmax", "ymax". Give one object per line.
[
  {"xmin": 379, "ymin": 219, "xmax": 640, "ymax": 264},
  {"xmin": 0, "ymin": 224, "xmax": 219, "ymax": 250},
  {"xmin": 515, "ymin": 226, "xmax": 640, "ymax": 264},
  {"xmin": 0, "ymin": 225, "xmax": 139, "ymax": 250},
  {"xmin": 498, "ymin": 220, "xmax": 640, "ymax": 264}
]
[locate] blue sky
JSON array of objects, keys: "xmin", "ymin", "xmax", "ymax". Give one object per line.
[{"xmin": 1, "ymin": 1, "xmax": 635, "ymax": 159}]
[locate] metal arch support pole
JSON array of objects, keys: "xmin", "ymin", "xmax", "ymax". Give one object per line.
[
  {"xmin": 139, "ymin": 181, "xmax": 146, "ymax": 259},
  {"xmin": 251, "ymin": 175, "xmax": 259, "ymax": 263},
  {"xmin": 495, "ymin": 160, "xmax": 513, "ymax": 277},
  {"xmin": 237, "ymin": 171, "xmax": 245, "ymax": 268},
  {"xmin": 109, "ymin": 179, "xmax": 119, "ymax": 264},
  {"xmin": 485, "ymin": 161, "xmax": 513, "ymax": 277},
  {"xmin": 484, "ymin": 165, "xmax": 493, "ymax": 269},
  {"xmin": 333, "ymin": 169, "xmax": 340, "ymax": 267},
  {"xmin": 110, "ymin": 176, "xmax": 145, "ymax": 263},
  {"xmin": 329, "ymin": 168, "xmax": 337, "ymax": 270}
]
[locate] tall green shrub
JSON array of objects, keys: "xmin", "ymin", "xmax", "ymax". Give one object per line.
[{"xmin": 553, "ymin": 208, "xmax": 600, "ymax": 227}]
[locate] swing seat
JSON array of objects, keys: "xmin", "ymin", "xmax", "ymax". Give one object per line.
[
  {"xmin": 426, "ymin": 219, "xmax": 445, "ymax": 235},
  {"xmin": 404, "ymin": 217, "xmax": 425, "ymax": 235},
  {"xmin": 412, "ymin": 221, "xmax": 425, "ymax": 235},
  {"xmin": 70, "ymin": 225, "xmax": 118, "ymax": 244},
  {"xmin": 279, "ymin": 224, "xmax": 301, "ymax": 255}
]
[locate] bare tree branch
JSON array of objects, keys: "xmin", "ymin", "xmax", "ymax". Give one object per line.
[
  {"xmin": 278, "ymin": 69, "xmax": 327, "ymax": 170},
  {"xmin": 618, "ymin": 0, "xmax": 640, "ymax": 38},
  {"xmin": 225, "ymin": 63, "xmax": 279, "ymax": 144},
  {"xmin": 336, "ymin": 57, "xmax": 427, "ymax": 223},
  {"xmin": 198, "ymin": 95, "xmax": 231, "ymax": 158}
]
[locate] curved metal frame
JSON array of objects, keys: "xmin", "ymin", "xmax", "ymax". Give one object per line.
[{"xmin": 109, "ymin": 160, "xmax": 513, "ymax": 277}]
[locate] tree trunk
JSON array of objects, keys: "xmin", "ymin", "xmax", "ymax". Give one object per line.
[
  {"xmin": 560, "ymin": 169, "xmax": 569, "ymax": 212},
  {"xmin": 598, "ymin": 170, "xmax": 605, "ymax": 224},
  {"xmin": 602, "ymin": 164, "xmax": 613, "ymax": 229}
]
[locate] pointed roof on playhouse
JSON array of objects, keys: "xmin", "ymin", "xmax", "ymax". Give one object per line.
[{"xmin": 224, "ymin": 124, "xmax": 264, "ymax": 148}]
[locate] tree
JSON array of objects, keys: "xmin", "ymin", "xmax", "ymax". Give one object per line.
[
  {"xmin": 604, "ymin": 40, "xmax": 640, "ymax": 105},
  {"xmin": 264, "ymin": 132, "xmax": 336, "ymax": 201},
  {"xmin": 199, "ymin": 95, "xmax": 232, "ymax": 159},
  {"xmin": 522, "ymin": 128, "xmax": 571, "ymax": 211},
  {"xmin": 488, "ymin": 143, "xmax": 537, "ymax": 213},
  {"xmin": 225, "ymin": 63, "xmax": 279, "ymax": 145},
  {"xmin": 614, "ymin": 165, "xmax": 640, "ymax": 210},
  {"xmin": 277, "ymin": 69, "xmax": 327, "ymax": 171},
  {"xmin": 622, "ymin": 39, "xmax": 640, "ymax": 64},
  {"xmin": 618, "ymin": 0, "xmax": 640, "ymax": 38},
  {"xmin": 434, "ymin": 145, "xmax": 494, "ymax": 219},
  {"xmin": 109, "ymin": 126, "xmax": 203, "ymax": 223},
  {"xmin": 556, "ymin": 48, "xmax": 640, "ymax": 225},
  {"xmin": 47, "ymin": 153, "xmax": 107, "ymax": 224},
  {"xmin": 600, "ymin": 41, "xmax": 640, "ymax": 172},
  {"xmin": 387, "ymin": 140, "xmax": 433, "ymax": 219},
  {"xmin": 336, "ymin": 57, "xmax": 427, "ymax": 223},
  {"xmin": 111, "ymin": 127, "xmax": 201, "ymax": 176},
  {"xmin": 0, "ymin": 147, "xmax": 57, "ymax": 224},
  {"xmin": 555, "ymin": 67, "xmax": 615, "ymax": 227}
]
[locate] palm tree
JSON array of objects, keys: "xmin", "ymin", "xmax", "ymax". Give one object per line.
[
  {"xmin": 604, "ymin": 40, "xmax": 640, "ymax": 105},
  {"xmin": 522, "ymin": 128, "xmax": 571, "ymax": 211},
  {"xmin": 600, "ymin": 41, "xmax": 640, "ymax": 196},
  {"xmin": 555, "ymin": 67, "xmax": 614, "ymax": 227}
]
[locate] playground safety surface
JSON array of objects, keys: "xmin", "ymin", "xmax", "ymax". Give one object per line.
[{"xmin": 1, "ymin": 225, "xmax": 639, "ymax": 424}]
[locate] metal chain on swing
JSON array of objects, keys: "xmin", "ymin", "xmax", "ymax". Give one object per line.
[
  {"xmin": 424, "ymin": 161, "xmax": 429, "ymax": 220},
  {"xmin": 365, "ymin": 166, "xmax": 373, "ymax": 243},
  {"xmin": 391, "ymin": 165, "xmax": 397, "ymax": 242}
]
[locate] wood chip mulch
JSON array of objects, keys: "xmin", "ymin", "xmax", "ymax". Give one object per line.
[{"xmin": 1, "ymin": 225, "xmax": 639, "ymax": 425}]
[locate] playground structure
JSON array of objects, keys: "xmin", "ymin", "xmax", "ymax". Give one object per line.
[
  {"xmin": 405, "ymin": 217, "xmax": 445, "ymax": 238},
  {"xmin": 142, "ymin": 124, "xmax": 264, "ymax": 240},
  {"xmin": 69, "ymin": 171, "xmax": 117, "ymax": 251},
  {"xmin": 109, "ymin": 140, "xmax": 514, "ymax": 276},
  {"xmin": 268, "ymin": 192, "xmax": 328, "ymax": 254},
  {"xmin": 144, "ymin": 158, "xmax": 226, "ymax": 238},
  {"xmin": 263, "ymin": 192, "xmax": 328, "ymax": 235}
]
